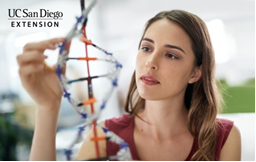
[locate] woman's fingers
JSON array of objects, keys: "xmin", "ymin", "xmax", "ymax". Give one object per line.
[
  {"xmin": 19, "ymin": 63, "xmax": 45, "ymax": 77},
  {"xmin": 17, "ymin": 51, "xmax": 47, "ymax": 66},
  {"xmin": 18, "ymin": 37, "xmax": 70, "ymax": 80},
  {"xmin": 23, "ymin": 37, "xmax": 65, "ymax": 52}
]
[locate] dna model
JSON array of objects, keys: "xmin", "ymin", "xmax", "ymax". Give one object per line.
[{"xmin": 55, "ymin": 0, "xmax": 132, "ymax": 160}]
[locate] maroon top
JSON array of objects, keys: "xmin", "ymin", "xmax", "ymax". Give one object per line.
[{"xmin": 105, "ymin": 114, "xmax": 234, "ymax": 161}]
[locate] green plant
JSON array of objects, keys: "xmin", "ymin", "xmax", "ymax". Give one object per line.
[
  {"xmin": 217, "ymin": 79, "xmax": 255, "ymax": 113},
  {"xmin": 0, "ymin": 113, "xmax": 33, "ymax": 160}
]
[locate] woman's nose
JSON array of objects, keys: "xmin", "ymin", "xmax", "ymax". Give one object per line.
[{"xmin": 145, "ymin": 53, "xmax": 159, "ymax": 70}]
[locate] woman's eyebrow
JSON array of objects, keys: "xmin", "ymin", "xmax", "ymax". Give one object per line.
[
  {"xmin": 142, "ymin": 37, "xmax": 186, "ymax": 54},
  {"xmin": 142, "ymin": 38, "xmax": 154, "ymax": 43}
]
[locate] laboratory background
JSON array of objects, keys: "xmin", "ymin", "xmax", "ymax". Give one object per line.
[{"xmin": 0, "ymin": 0, "xmax": 254, "ymax": 160}]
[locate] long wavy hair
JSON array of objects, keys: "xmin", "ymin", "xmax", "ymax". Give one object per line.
[{"xmin": 124, "ymin": 10, "xmax": 223, "ymax": 160}]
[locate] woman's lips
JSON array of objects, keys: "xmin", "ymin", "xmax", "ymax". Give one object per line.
[{"xmin": 140, "ymin": 75, "xmax": 160, "ymax": 85}]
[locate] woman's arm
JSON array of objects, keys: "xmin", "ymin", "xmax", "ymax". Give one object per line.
[
  {"xmin": 17, "ymin": 38, "xmax": 66, "ymax": 160},
  {"xmin": 29, "ymin": 106, "xmax": 60, "ymax": 161},
  {"xmin": 219, "ymin": 124, "xmax": 241, "ymax": 161}
]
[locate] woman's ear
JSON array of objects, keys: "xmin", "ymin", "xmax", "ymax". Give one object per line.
[{"xmin": 188, "ymin": 65, "xmax": 202, "ymax": 84}]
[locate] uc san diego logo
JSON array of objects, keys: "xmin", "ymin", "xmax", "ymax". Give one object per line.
[{"xmin": 8, "ymin": 9, "xmax": 63, "ymax": 27}]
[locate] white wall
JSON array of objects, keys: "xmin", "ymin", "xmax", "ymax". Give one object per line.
[{"xmin": 215, "ymin": 16, "xmax": 255, "ymax": 85}]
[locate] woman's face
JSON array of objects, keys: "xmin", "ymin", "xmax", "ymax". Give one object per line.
[{"xmin": 136, "ymin": 19, "xmax": 200, "ymax": 101}]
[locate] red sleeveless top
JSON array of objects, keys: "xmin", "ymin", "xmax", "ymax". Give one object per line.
[{"xmin": 105, "ymin": 114, "xmax": 234, "ymax": 161}]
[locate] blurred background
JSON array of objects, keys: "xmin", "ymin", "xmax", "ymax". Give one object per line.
[{"xmin": 0, "ymin": 0, "xmax": 254, "ymax": 161}]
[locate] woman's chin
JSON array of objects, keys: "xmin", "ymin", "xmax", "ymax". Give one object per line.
[{"xmin": 138, "ymin": 92, "xmax": 160, "ymax": 101}]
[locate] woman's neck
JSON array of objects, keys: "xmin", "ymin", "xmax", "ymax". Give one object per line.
[{"xmin": 136, "ymin": 97, "xmax": 189, "ymax": 141}]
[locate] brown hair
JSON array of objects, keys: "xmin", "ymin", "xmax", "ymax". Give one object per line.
[{"xmin": 124, "ymin": 10, "xmax": 223, "ymax": 160}]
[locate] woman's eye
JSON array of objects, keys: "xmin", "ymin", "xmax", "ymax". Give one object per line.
[
  {"xmin": 141, "ymin": 46, "xmax": 151, "ymax": 52},
  {"xmin": 166, "ymin": 54, "xmax": 178, "ymax": 59}
]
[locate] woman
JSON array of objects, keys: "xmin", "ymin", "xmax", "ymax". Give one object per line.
[{"xmin": 17, "ymin": 10, "xmax": 241, "ymax": 161}]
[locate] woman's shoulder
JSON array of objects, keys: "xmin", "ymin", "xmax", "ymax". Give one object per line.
[
  {"xmin": 215, "ymin": 118, "xmax": 234, "ymax": 146},
  {"xmin": 105, "ymin": 113, "xmax": 133, "ymax": 128},
  {"xmin": 215, "ymin": 118, "xmax": 241, "ymax": 160},
  {"xmin": 216, "ymin": 118, "xmax": 234, "ymax": 131}
]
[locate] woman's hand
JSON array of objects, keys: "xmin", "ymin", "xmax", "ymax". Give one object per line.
[{"xmin": 17, "ymin": 37, "xmax": 69, "ymax": 110}]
